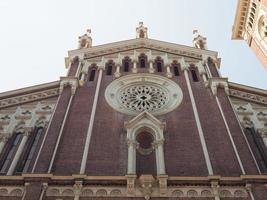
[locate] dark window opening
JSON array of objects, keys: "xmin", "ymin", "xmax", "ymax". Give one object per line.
[
  {"xmin": 156, "ymin": 62, "xmax": 162, "ymax": 72},
  {"xmin": 89, "ymin": 69, "xmax": 96, "ymax": 81},
  {"xmin": 106, "ymin": 65, "xmax": 113, "ymax": 75},
  {"xmin": 16, "ymin": 128, "xmax": 44, "ymax": 173},
  {"xmin": 0, "ymin": 133, "xmax": 22, "ymax": 174},
  {"xmin": 191, "ymin": 69, "xmax": 199, "ymax": 82},
  {"xmin": 136, "ymin": 132, "xmax": 154, "ymax": 149},
  {"xmin": 140, "ymin": 59, "xmax": 146, "ymax": 68},
  {"xmin": 124, "ymin": 61, "xmax": 129, "ymax": 72},
  {"xmin": 174, "ymin": 66, "xmax": 179, "ymax": 76}
]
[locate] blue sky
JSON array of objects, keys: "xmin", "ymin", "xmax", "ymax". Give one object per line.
[{"xmin": 0, "ymin": 0, "xmax": 266, "ymax": 92}]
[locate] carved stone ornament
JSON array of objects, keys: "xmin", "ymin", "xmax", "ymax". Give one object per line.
[
  {"xmin": 138, "ymin": 175, "xmax": 155, "ymax": 200},
  {"xmin": 206, "ymin": 77, "xmax": 229, "ymax": 96},
  {"xmin": 59, "ymin": 77, "xmax": 79, "ymax": 95},
  {"xmin": 78, "ymin": 29, "xmax": 92, "ymax": 49},
  {"xmin": 229, "ymin": 89, "xmax": 267, "ymax": 105},
  {"xmin": 105, "ymin": 74, "xmax": 183, "ymax": 116}
]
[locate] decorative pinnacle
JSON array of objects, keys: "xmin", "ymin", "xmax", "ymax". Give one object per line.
[
  {"xmin": 136, "ymin": 22, "xmax": 148, "ymax": 39},
  {"xmin": 78, "ymin": 29, "xmax": 92, "ymax": 49},
  {"xmin": 193, "ymin": 30, "xmax": 207, "ymax": 50}
]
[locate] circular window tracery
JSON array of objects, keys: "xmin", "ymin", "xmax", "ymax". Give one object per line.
[
  {"xmin": 119, "ymin": 85, "xmax": 168, "ymax": 112},
  {"xmin": 105, "ymin": 74, "xmax": 183, "ymax": 116}
]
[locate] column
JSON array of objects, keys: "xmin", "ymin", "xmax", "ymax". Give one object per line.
[
  {"xmin": 114, "ymin": 64, "xmax": 121, "ymax": 78},
  {"xmin": 132, "ymin": 60, "xmax": 137, "ymax": 73},
  {"xmin": 7, "ymin": 130, "xmax": 31, "ymax": 175},
  {"xmin": 166, "ymin": 65, "xmax": 172, "ymax": 78},
  {"xmin": 79, "ymin": 72, "xmax": 86, "ymax": 86},
  {"xmin": 156, "ymin": 140, "xmax": 166, "ymax": 175},
  {"xmin": 148, "ymin": 60, "xmax": 154, "ymax": 73},
  {"xmin": 127, "ymin": 139, "xmax": 137, "ymax": 174}
]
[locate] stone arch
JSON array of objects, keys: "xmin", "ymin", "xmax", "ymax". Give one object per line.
[
  {"xmin": 201, "ymin": 190, "xmax": 212, "ymax": 197},
  {"xmin": 0, "ymin": 188, "xmax": 8, "ymax": 196},
  {"xmin": 219, "ymin": 190, "xmax": 232, "ymax": 197},
  {"xmin": 10, "ymin": 188, "xmax": 23, "ymax": 196},
  {"xmin": 61, "ymin": 189, "xmax": 74, "ymax": 196},
  {"xmin": 110, "ymin": 189, "xmax": 122, "ymax": 196},
  {"xmin": 81, "ymin": 189, "xmax": 94, "ymax": 196},
  {"xmin": 46, "ymin": 188, "xmax": 60, "ymax": 196},
  {"xmin": 96, "ymin": 189, "xmax": 107, "ymax": 196},
  {"xmin": 125, "ymin": 111, "xmax": 166, "ymax": 175},
  {"xmin": 172, "ymin": 189, "xmax": 183, "ymax": 197},
  {"xmin": 187, "ymin": 189, "xmax": 198, "ymax": 197}
]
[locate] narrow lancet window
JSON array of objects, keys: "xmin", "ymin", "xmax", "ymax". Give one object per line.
[
  {"xmin": 0, "ymin": 133, "xmax": 22, "ymax": 174},
  {"xmin": 191, "ymin": 69, "xmax": 199, "ymax": 82},
  {"xmin": 89, "ymin": 69, "xmax": 96, "ymax": 81}
]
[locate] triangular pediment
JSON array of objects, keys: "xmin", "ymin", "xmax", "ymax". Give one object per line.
[
  {"xmin": 68, "ymin": 38, "xmax": 217, "ymax": 61},
  {"xmin": 124, "ymin": 111, "xmax": 166, "ymax": 130}
]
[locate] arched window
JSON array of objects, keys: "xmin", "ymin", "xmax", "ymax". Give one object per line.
[
  {"xmin": 138, "ymin": 54, "xmax": 147, "ymax": 68},
  {"xmin": 0, "ymin": 133, "xmax": 22, "ymax": 174},
  {"xmin": 16, "ymin": 128, "xmax": 44, "ymax": 173},
  {"xmin": 136, "ymin": 132, "xmax": 156, "ymax": 176},
  {"xmin": 123, "ymin": 57, "xmax": 131, "ymax": 72},
  {"xmin": 156, "ymin": 62, "xmax": 162, "ymax": 72},
  {"xmin": 174, "ymin": 66, "xmax": 179, "ymax": 76},
  {"xmin": 191, "ymin": 69, "xmax": 199, "ymax": 82},
  {"xmin": 89, "ymin": 68, "xmax": 96, "ymax": 81},
  {"xmin": 105, "ymin": 61, "xmax": 114, "ymax": 76},
  {"xmin": 154, "ymin": 57, "xmax": 163, "ymax": 72}
]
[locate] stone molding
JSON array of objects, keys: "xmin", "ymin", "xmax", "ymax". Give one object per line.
[
  {"xmin": 68, "ymin": 38, "xmax": 217, "ymax": 62},
  {"xmin": 45, "ymin": 184, "xmax": 248, "ymax": 199},
  {"xmin": 0, "ymin": 88, "xmax": 59, "ymax": 109},
  {"xmin": 229, "ymin": 88, "xmax": 267, "ymax": 105},
  {"xmin": 0, "ymin": 186, "xmax": 24, "ymax": 197}
]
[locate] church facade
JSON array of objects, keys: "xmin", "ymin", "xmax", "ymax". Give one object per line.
[{"xmin": 0, "ymin": 23, "xmax": 267, "ymax": 200}]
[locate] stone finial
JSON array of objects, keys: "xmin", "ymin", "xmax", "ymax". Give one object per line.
[
  {"xmin": 78, "ymin": 29, "xmax": 92, "ymax": 49},
  {"xmin": 193, "ymin": 30, "xmax": 207, "ymax": 50},
  {"xmin": 136, "ymin": 22, "xmax": 148, "ymax": 38}
]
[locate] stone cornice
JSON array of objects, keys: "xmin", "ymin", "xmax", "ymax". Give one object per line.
[
  {"xmin": 0, "ymin": 86, "xmax": 59, "ymax": 109},
  {"xmin": 68, "ymin": 38, "xmax": 218, "ymax": 61},
  {"xmin": 232, "ymin": 0, "xmax": 249, "ymax": 39},
  {"xmin": 0, "ymin": 81, "xmax": 59, "ymax": 99},
  {"xmin": 229, "ymin": 82, "xmax": 267, "ymax": 105}
]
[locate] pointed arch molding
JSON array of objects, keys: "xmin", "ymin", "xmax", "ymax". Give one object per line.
[
  {"xmin": 124, "ymin": 111, "xmax": 166, "ymax": 175},
  {"xmin": 105, "ymin": 74, "xmax": 183, "ymax": 116}
]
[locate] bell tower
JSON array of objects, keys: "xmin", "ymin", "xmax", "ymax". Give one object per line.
[{"xmin": 232, "ymin": 0, "xmax": 267, "ymax": 68}]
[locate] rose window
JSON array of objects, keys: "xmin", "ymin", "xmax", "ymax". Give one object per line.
[
  {"xmin": 119, "ymin": 85, "xmax": 168, "ymax": 112},
  {"xmin": 105, "ymin": 74, "xmax": 183, "ymax": 116}
]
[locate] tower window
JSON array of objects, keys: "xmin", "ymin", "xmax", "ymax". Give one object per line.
[
  {"xmin": 89, "ymin": 69, "xmax": 96, "ymax": 81},
  {"xmin": 174, "ymin": 66, "xmax": 179, "ymax": 76},
  {"xmin": 0, "ymin": 133, "xmax": 22, "ymax": 174},
  {"xmin": 191, "ymin": 69, "xmax": 199, "ymax": 82}
]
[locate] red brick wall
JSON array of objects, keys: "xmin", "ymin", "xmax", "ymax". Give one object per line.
[
  {"xmin": 163, "ymin": 72, "xmax": 208, "ymax": 176},
  {"xmin": 52, "ymin": 71, "xmax": 98, "ymax": 175},
  {"xmin": 217, "ymin": 88, "xmax": 259, "ymax": 174},
  {"xmin": 34, "ymin": 86, "xmax": 72, "ymax": 173},
  {"xmin": 252, "ymin": 184, "xmax": 267, "ymax": 200},
  {"xmin": 190, "ymin": 74, "xmax": 242, "ymax": 176}
]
